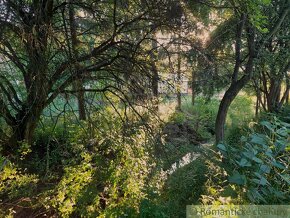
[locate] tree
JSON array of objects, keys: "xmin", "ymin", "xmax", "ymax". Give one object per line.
[
  {"xmin": 210, "ymin": 0, "xmax": 290, "ymax": 143},
  {"xmin": 251, "ymin": 0, "xmax": 290, "ymax": 113},
  {"xmin": 0, "ymin": 0, "xmax": 174, "ymax": 151}
]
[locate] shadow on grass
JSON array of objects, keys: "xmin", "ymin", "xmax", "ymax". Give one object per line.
[{"xmin": 139, "ymin": 155, "xmax": 209, "ymax": 218}]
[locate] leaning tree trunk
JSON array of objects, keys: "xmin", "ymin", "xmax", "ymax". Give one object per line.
[
  {"xmin": 9, "ymin": 59, "xmax": 49, "ymax": 148},
  {"xmin": 215, "ymin": 75, "xmax": 251, "ymax": 143}
]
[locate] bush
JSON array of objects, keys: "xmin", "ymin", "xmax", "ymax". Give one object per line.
[
  {"xmin": 0, "ymin": 106, "xmax": 159, "ymax": 217},
  {"xmin": 0, "ymin": 160, "xmax": 38, "ymax": 200},
  {"xmin": 278, "ymin": 104, "xmax": 290, "ymax": 123},
  {"xmin": 45, "ymin": 108, "xmax": 156, "ymax": 217},
  {"xmin": 217, "ymin": 116, "xmax": 290, "ymax": 204},
  {"xmin": 225, "ymin": 123, "xmax": 249, "ymax": 146},
  {"xmin": 225, "ymin": 95, "xmax": 254, "ymax": 145},
  {"xmin": 19, "ymin": 117, "xmax": 73, "ymax": 175}
]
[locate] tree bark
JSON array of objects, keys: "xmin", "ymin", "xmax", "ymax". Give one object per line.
[
  {"xmin": 255, "ymin": 95, "xmax": 260, "ymax": 117},
  {"xmin": 152, "ymin": 63, "xmax": 159, "ymax": 97},
  {"xmin": 69, "ymin": 0, "xmax": 86, "ymax": 120},
  {"xmin": 151, "ymin": 39, "xmax": 159, "ymax": 100},
  {"xmin": 215, "ymin": 75, "xmax": 251, "ymax": 143},
  {"xmin": 191, "ymin": 69, "xmax": 196, "ymax": 105},
  {"xmin": 176, "ymin": 41, "xmax": 182, "ymax": 111},
  {"xmin": 267, "ymin": 78, "xmax": 282, "ymax": 112},
  {"xmin": 11, "ymin": 111, "xmax": 41, "ymax": 146}
]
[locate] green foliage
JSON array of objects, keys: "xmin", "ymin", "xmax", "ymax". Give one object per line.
[
  {"xmin": 44, "ymin": 108, "xmax": 155, "ymax": 217},
  {"xmin": 17, "ymin": 141, "xmax": 32, "ymax": 160},
  {"xmin": 139, "ymin": 157, "xmax": 208, "ymax": 218},
  {"xmin": 227, "ymin": 95, "xmax": 254, "ymax": 127},
  {"xmin": 139, "ymin": 200, "xmax": 169, "ymax": 218},
  {"xmin": 199, "ymin": 148, "xmax": 244, "ymax": 205},
  {"xmin": 160, "ymin": 158, "xmax": 208, "ymax": 217},
  {"xmin": 182, "ymin": 96, "xmax": 220, "ymax": 139},
  {"xmin": 0, "ymin": 159, "xmax": 39, "ymax": 200},
  {"xmin": 246, "ymin": 0, "xmax": 270, "ymax": 33},
  {"xmin": 225, "ymin": 95, "xmax": 254, "ymax": 145},
  {"xmin": 218, "ymin": 116, "xmax": 290, "ymax": 204},
  {"xmin": 1, "ymin": 107, "xmax": 157, "ymax": 217},
  {"xmin": 168, "ymin": 111, "xmax": 186, "ymax": 124},
  {"xmin": 225, "ymin": 124, "xmax": 248, "ymax": 146},
  {"xmin": 24, "ymin": 117, "xmax": 73, "ymax": 174},
  {"xmin": 277, "ymin": 104, "xmax": 290, "ymax": 123}
]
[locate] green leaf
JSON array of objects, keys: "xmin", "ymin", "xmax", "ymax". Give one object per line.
[
  {"xmin": 272, "ymin": 161, "xmax": 286, "ymax": 169},
  {"xmin": 247, "ymin": 188, "xmax": 266, "ymax": 203},
  {"xmin": 265, "ymin": 148, "xmax": 273, "ymax": 158},
  {"xmin": 254, "ymin": 172, "xmax": 263, "ymax": 179},
  {"xmin": 260, "ymin": 164, "xmax": 271, "ymax": 174},
  {"xmin": 217, "ymin": 143, "xmax": 227, "ymax": 152},
  {"xmin": 280, "ymin": 121, "xmax": 290, "ymax": 128},
  {"xmin": 276, "ymin": 128, "xmax": 288, "ymax": 137},
  {"xmin": 237, "ymin": 158, "xmax": 252, "ymax": 167},
  {"xmin": 229, "ymin": 171, "xmax": 247, "ymax": 185},
  {"xmin": 242, "ymin": 151, "xmax": 255, "ymax": 160},
  {"xmin": 252, "ymin": 156, "xmax": 263, "ymax": 164},
  {"xmin": 252, "ymin": 176, "xmax": 268, "ymax": 186},
  {"xmin": 250, "ymin": 134, "xmax": 267, "ymax": 146},
  {"xmin": 261, "ymin": 0, "xmax": 271, "ymax": 5},
  {"xmin": 241, "ymin": 136, "xmax": 247, "ymax": 142},
  {"xmin": 275, "ymin": 140, "xmax": 286, "ymax": 153},
  {"xmin": 279, "ymin": 174, "xmax": 290, "ymax": 185},
  {"xmin": 260, "ymin": 121, "xmax": 274, "ymax": 131},
  {"xmin": 220, "ymin": 185, "xmax": 238, "ymax": 197}
]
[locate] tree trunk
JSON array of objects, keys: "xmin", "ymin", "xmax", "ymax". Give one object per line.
[
  {"xmin": 151, "ymin": 39, "xmax": 159, "ymax": 107},
  {"xmin": 152, "ymin": 63, "xmax": 158, "ymax": 97},
  {"xmin": 176, "ymin": 43, "xmax": 182, "ymax": 111},
  {"xmin": 12, "ymin": 116, "xmax": 39, "ymax": 145},
  {"xmin": 267, "ymin": 78, "xmax": 282, "ymax": 112},
  {"xmin": 215, "ymin": 75, "xmax": 250, "ymax": 143},
  {"xmin": 69, "ymin": 0, "xmax": 86, "ymax": 120},
  {"xmin": 191, "ymin": 70, "xmax": 196, "ymax": 105},
  {"xmin": 215, "ymin": 17, "xmax": 256, "ymax": 144},
  {"xmin": 5, "ymin": 104, "xmax": 43, "ymax": 155},
  {"xmin": 255, "ymin": 95, "xmax": 260, "ymax": 117},
  {"xmin": 74, "ymin": 80, "xmax": 86, "ymax": 120}
]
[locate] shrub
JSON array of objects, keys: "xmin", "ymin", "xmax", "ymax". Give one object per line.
[
  {"xmin": 217, "ymin": 116, "xmax": 290, "ymax": 204},
  {"xmin": 0, "ymin": 158, "xmax": 39, "ymax": 202},
  {"xmin": 46, "ymin": 108, "xmax": 156, "ymax": 217},
  {"xmin": 225, "ymin": 123, "xmax": 249, "ymax": 146}
]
